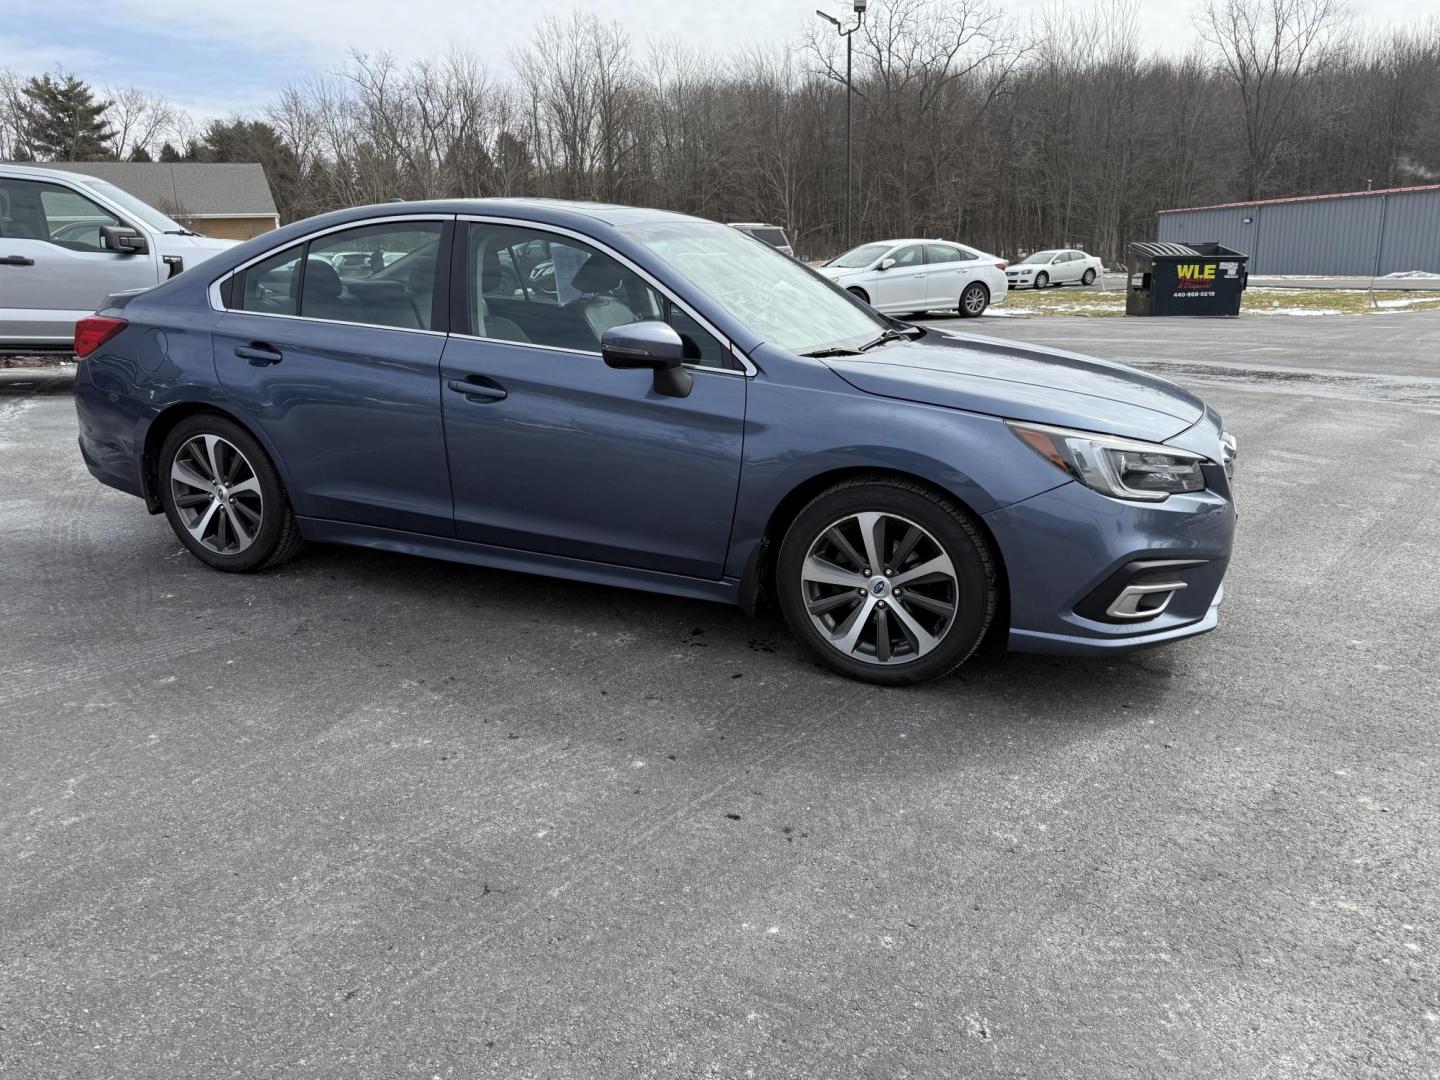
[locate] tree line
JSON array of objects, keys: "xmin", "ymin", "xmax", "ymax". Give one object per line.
[{"xmin": 3, "ymin": 0, "xmax": 1438, "ymax": 262}]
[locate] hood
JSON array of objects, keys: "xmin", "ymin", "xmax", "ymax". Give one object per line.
[
  {"xmin": 155, "ymin": 233, "xmax": 238, "ymax": 265},
  {"xmin": 823, "ymin": 329, "xmax": 1205, "ymax": 442},
  {"xmin": 815, "ymin": 264, "xmax": 861, "ymax": 281}
]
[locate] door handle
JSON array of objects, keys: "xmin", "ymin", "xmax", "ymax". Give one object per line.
[
  {"xmin": 447, "ymin": 377, "xmax": 507, "ymax": 402},
  {"xmin": 0, "ymin": 255, "xmax": 35, "ymax": 267},
  {"xmin": 235, "ymin": 343, "xmax": 283, "ymax": 366}
]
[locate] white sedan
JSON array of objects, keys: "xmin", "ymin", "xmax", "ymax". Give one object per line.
[
  {"xmin": 815, "ymin": 239, "xmax": 1009, "ymax": 318},
  {"xmin": 1005, "ymin": 248, "xmax": 1103, "ymax": 290}
]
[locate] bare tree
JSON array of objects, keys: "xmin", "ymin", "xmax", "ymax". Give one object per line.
[
  {"xmin": 8, "ymin": 0, "xmax": 1430, "ymax": 264},
  {"xmin": 105, "ymin": 85, "xmax": 176, "ymax": 160},
  {"xmin": 1196, "ymin": 0, "xmax": 1349, "ymax": 199},
  {"xmin": 0, "ymin": 68, "xmax": 28, "ymax": 159}
]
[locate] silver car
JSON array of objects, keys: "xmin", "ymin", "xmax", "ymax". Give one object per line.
[
  {"xmin": 0, "ymin": 164, "xmax": 235, "ymax": 351},
  {"xmin": 1006, "ymin": 248, "xmax": 1104, "ymax": 290}
]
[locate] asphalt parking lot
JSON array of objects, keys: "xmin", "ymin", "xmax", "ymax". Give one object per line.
[{"xmin": 3, "ymin": 313, "xmax": 1438, "ymax": 1079}]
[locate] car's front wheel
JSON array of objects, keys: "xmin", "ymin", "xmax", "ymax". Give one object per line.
[
  {"xmin": 1033, "ymin": 271, "xmax": 1049, "ymax": 289},
  {"xmin": 776, "ymin": 478, "xmax": 997, "ymax": 685},
  {"xmin": 958, "ymin": 282, "xmax": 989, "ymax": 318},
  {"xmin": 846, "ymin": 286, "xmax": 871, "ymax": 305},
  {"xmin": 158, "ymin": 413, "xmax": 303, "ymax": 573}
]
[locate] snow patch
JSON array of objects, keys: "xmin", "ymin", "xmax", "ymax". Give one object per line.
[{"xmin": 1247, "ymin": 307, "xmax": 1345, "ymax": 317}]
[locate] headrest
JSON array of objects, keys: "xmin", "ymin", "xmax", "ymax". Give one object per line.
[
  {"xmin": 571, "ymin": 253, "xmax": 624, "ymax": 294},
  {"xmin": 302, "ymin": 257, "xmax": 343, "ymax": 300}
]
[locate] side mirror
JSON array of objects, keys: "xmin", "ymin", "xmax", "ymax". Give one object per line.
[
  {"xmin": 601, "ymin": 320, "xmax": 693, "ymax": 398},
  {"xmin": 878, "ymin": 258, "xmax": 896, "ymax": 271},
  {"xmin": 100, "ymin": 226, "xmax": 148, "ymax": 255}
]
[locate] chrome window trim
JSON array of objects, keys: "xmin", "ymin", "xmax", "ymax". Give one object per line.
[
  {"xmin": 445, "ymin": 330, "xmax": 747, "ymax": 378},
  {"xmin": 457, "ymin": 214, "xmax": 756, "ymax": 377},
  {"xmin": 206, "ymin": 213, "xmax": 455, "ymax": 316},
  {"xmin": 209, "ymin": 308, "xmax": 448, "ymax": 338}
]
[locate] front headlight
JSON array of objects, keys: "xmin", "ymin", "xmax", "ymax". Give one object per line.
[{"xmin": 1008, "ymin": 421, "xmax": 1208, "ymax": 501}]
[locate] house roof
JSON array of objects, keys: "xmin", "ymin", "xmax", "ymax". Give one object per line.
[
  {"xmin": 44, "ymin": 162, "xmax": 278, "ymax": 218},
  {"xmin": 1159, "ymin": 183, "xmax": 1440, "ymax": 215}
]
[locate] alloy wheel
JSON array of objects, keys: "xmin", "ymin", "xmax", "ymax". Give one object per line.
[
  {"xmin": 962, "ymin": 285, "xmax": 987, "ymax": 315},
  {"xmin": 799, "ymin": 512, "xmax": 960, "ymax": 665},
  {"xmin": 169, "ymin": 434, "xmax": 264, "ymax": 555}
]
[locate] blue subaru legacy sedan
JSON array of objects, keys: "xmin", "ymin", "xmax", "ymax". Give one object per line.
[{"xmin": 73, "ymin": 199, "xmax": 1236, "ymax": 685}]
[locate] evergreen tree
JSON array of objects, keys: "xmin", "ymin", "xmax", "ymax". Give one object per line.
[
  {"xmin": 127, "ymin": 144, "xmax": 153, "ymax": 162},
  {"xmin": 158, "ymin": 142, "xmax": 182, "ymax": 162},
  {"xmin": 199, "ymin": 119, "xmax": 304, "ymax": 222},
  {"xmin": 19, "ymin": 72, "xmax": 115, "ymax": 160}
]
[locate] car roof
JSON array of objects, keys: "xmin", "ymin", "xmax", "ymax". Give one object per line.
[
  {"xmin": 197, "ymin": 197, "xmax": 714, "ymax": 265},
  {"xmin": 0, "ymin": 161, "xmax": 113, "ymax": 184},
  {"xmin": 449, "ymin": 197, "xmax": 707, "ymax": 227},
  {"xmin": 730, "ymin": 222, "xmax": 785, "ymax": 229},
  {"xmin": 868, "ymin": 238, "xmax": 970, "ymax": 247}
]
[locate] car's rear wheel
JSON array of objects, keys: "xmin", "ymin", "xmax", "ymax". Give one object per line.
[
  {"xmin": 776, "ymin": 478, "xmax": 997, "ymax": 685},
  {"xmin": 158, "ymin": 414, "xmax": 303, "ymax": 573},
  {"xmin": 846, "ymin": 286, "xmax": 871, "ymax": 305},
  {"xmin": 1081, "ymin": 267, "xmax": 1097, "ymax": 285},
  {"xmin": 1033, "ymin": 271, "xmax": 1049, "ymax": 289},
  {"xmin": 958, "ymin": 282, "xmax": 989, "ymax": 318}
]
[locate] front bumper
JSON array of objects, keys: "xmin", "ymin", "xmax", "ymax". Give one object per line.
[{"xmin": 983, "ymin": 477, "xmax": 1235, "ymax": 656}]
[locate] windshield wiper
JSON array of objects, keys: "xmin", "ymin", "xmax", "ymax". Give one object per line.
[
  {"xmin": 163, "ymin": 229, "xmax": 200, "ymax": 236},
  {"xmin": 801, "ymin": 347, "xmax": 862, "ymax": 358},
  {"xmin": 858, "ymin": 327, "xmax": 919, "ymax": 352}
]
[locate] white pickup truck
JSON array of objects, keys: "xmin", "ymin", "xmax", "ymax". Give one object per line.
[{"xmin": 0, "ymin": 163, "xmax": 237, "ymax": 351}]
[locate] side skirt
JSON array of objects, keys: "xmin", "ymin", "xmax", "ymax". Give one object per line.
[{"xmin": 297, "ymin": 518, "xmax": 744, "ymax": 607}]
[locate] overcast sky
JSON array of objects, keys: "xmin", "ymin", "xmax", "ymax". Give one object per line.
[{"xmin": 3, "ymin": 0, "xmax": 1434, "ymax": 119}]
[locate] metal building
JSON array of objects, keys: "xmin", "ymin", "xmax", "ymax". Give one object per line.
[{"xmin": 1156, "ymin": 184, "xmax": 1440, "ymax": 277}]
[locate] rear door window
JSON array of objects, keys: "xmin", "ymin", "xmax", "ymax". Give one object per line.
[
  {"xmin": 924, "ymin": 243, "xmax": 970, "ymax": 265},
  {"xmin": 302, "ymin": 222, "xmax": 443, "ymax": 330},
  {"xmin": 233, "ymin": 221, "xmax": 444, "ymax": 329}
]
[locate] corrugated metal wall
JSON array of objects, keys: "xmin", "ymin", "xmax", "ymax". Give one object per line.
[{"xmin": 1157, "ymin": 188, "xmax": 1440, "ymax": 276}]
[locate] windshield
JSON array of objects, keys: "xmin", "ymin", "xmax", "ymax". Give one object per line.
[
  {"xmin": 827, "ymin": 242, "xmax": 892, "ymax": 269},
  {"xmin": 628, "ymin": 220, "xmax": 886, "ymax": 355},
  {"xmin": 79, "ymin": 178, "xmax": 186, "ymax": 233},
  {"xmin": 1020, "ymin": 250, "xmax": 1060, "ymax": 264}
]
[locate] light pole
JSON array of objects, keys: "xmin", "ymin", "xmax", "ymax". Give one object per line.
[{"xmin": 817, "ymin": 0, "xmax": 866, "ymax": 251}]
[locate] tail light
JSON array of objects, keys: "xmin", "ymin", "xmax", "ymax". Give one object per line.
[
  {"xmin": 995, "ymin": 261, "xmax": 1008, "ymax": 271},
  {"xmin": 74, "ymin": 316, "xmax": 128, "ymax": 359}
]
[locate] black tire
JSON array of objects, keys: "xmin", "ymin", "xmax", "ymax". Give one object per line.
[
  {"xmin": 957, "ymin": 282, "xmax": 989, "ymax": 318},
  {"xmin": 1081, "ymin": 267, "xmax": 1096, "ymax": 285},
  {"xmin": 1034, "ymin": 271, "xmax": 1049, "ymax": 289},
  {"xmin": 776, "ymin": 477, "xmax": 997, "ymax": 686},
  {"xmin": 158, "ymin": 413, "xmax": 303, "ymax": 573},
  {"xmin": 846, "ymin": 286, "xmax": 871, "ymax": 305}
]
